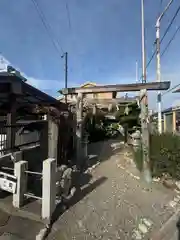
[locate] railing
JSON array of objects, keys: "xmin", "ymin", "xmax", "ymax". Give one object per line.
[
  {"xmin": 0, "ymin": 122, "xmax": 41, "ymax": 155},
  {"xmin": 0, "ymin": 165, "xmax": 43, "ymax": 199}
]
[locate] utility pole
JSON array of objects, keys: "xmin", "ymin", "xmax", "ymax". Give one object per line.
[
  {"xmin": 141, "ymin": 0, "xmax": 146, "ymax": 84},
  {"xmin": 140, "ymin": 0, "xmax": 151, "ymax": 183},
  {"xmin": 156, "ymin": 0, "xmax": 173, "ymax": 133},
  {"xmin": 61, "ymin": 52, "xmax": 68, "ymax": 104}
]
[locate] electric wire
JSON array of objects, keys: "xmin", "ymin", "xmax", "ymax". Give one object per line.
[
  {"xmin": 31, "ymin": 0, "xmax": 64, "ymax": 55},
  {"xmin": 65, "ymin": 0, "xmax": 72, "ymax": 30},
  {"xmin": 141, "ymin": 3, "xmax": 180, "ymax": 79}
]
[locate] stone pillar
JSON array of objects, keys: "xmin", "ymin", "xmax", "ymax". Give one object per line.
[
  {"xmin": 42, "ymin": 158, "xmax": 56, "ymax": 224},
  {"xmin": 13, "ymin": 161, "xmax": 28, "ymax": 208},
  {"xmin": 76, "ymin": 93, "xmax": 83, "ymax": 167},
  {"xmin": 48, "ymin": 118, "xmax": 58, "ymax": 166}
]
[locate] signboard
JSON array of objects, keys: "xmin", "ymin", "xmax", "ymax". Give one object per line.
[{"xmin": 0, "ymin": 172, "xmax": 17, "ymax": 194}]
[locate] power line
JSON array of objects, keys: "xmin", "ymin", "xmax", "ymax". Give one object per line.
[
  {"xmin": 161, "ymin": 4, "xmax": 180, "ymax": 43},
  {"xmin": 31, "ymin": 0, "xmax": 64, "ymax": 55},
  {"xmin": 162, "ymin": 83, "xmax": 180, "ymax": 96},
  {"xmin": 160, "ymin": 26, "xmax": 180, "ymax": 96},
  {"xmin": 65, "ymin": 1, "xmax": 72, "ymax": 30},
  {"xmin": 146, "ymin": 51, "xmax": 155, "ymax": 70},
  {"xmin": 141, "ymin": 3, "xmax": 180, "ymax": 79},
  {"xmin": 161, "ymin": 25, "xmax": 180, "ymax": 57}
]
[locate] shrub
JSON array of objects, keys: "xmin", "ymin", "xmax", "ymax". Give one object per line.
[
  {"xmin": 150, "ymin": 133, "xmax": 180, "ymax": 180},
  {"xmin": 133, "ymin": 133, "xmax": 180, "ymax": 180}
]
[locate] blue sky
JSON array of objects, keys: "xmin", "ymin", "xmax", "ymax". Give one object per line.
[{"xmin": 0, "ymin": 0, "xmax": 180, "ymax": 109}]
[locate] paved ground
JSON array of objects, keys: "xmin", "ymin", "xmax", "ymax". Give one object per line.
[
  {"xmin": 0, "ymin": 184, "xmax": 45, "ymax": 239},
  {"xmin": 0, "ymin": 140, "xmax": 179, "ymax": 239},
  {"xmin": 48, "ymin": 141, "xmax": 180, "ymax": 240},
  {"xmin": 0, "ymin": 209, "xmax": 44, "ymax": 239}
]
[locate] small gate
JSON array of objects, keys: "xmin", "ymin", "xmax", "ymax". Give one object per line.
[
  {"xmin": 0, "ymin": 120, "xmax": 48, "ymax": 203},
  {"xmin": 0, "ymin": 156, "xmax": 57, "ymax": 222}
]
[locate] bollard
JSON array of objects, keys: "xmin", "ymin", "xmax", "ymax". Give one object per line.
[
  {"xmin": 13, "ymin": 161, "xmax": 28, "ymax": 208},
  {"xmin": 42, "ymin": 158, "xmax": 56, "ymax": 224}
]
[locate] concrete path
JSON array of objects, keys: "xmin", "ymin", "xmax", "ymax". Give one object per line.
[
  {"xmin": 0, "ymin": 141, "xmax": 179, "ymax": 239},
  {"xmin": 0, "ymin": 209, "xmax": 44, "ymax": 239},
  {"xmin": 0, "ymin": 192, "xmax": 44, "ymax": 239},
  {"xmin": 48, "ymin": 143, "xmax": 180, "ymax": 240}
]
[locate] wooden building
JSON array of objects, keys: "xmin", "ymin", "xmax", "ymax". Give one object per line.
[
  {"xmin": 152, "ymin": 107, "xmax": 180, "ymax": 133},
  {"xmin": 0, "ymin": 72, "xmax": 75, "ymax": 165},
  {"xmin": 151, "ymin": 87, "xmax": 180, "ymax": 134}
]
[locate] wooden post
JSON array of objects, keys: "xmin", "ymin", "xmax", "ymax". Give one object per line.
[
  {"xmin": 92, "ymin": 104, "xmax": 97, "ymax": 129},
  {"xmin": 72, "ymin": 111, "xmax": 76, "ymax": 153},
  {"xmin": 76, "ymin": 93, "xmax": 83, "ymax": 168},
  {"xmin": 6, "ymin": 95, "xmax": 17, "ymax": 152},
  {"xmin": 163, "ymin": 114, "xmax": 166, "ymax": 132},
  {"xmin": 140, "ymin": 89, "xmax": 152, "ymax": 183},
  {"xmin": 40, "ymin": 121, "xmax": 48, "ymax": 161},
  {"xmin": 48, "ymin": 116, "xmax": 58, "ymax": 166},
  {"xmin": 173, "ymin": 110, "xmax": 176, "ymax": 132}
]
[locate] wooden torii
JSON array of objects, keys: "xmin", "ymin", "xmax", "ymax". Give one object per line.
[{"xmin": 60, "ymin": 81, "xmax": 171, "ymax": 177}]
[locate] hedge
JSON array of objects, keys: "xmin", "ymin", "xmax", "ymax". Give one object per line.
[
  {"xmin": 150, "ymin": 133, "xmax": 180, "ymax": 180},
  {"xmin": 133, "ymin": 132, "xmax": 180, "ymax": 180}
]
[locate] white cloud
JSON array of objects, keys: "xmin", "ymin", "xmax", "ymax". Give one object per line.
[
  {"xmin": 27, "ymin": 77, "xmax": 60, "ymax": 90},
  {"xmin": 0, "ymin": 54, "xmax": 10, "ymax": 71},
  {"xmin": 0, "ymin": 54, "xmax": 79, "ymax": 96},
  {"xmin": 26, "ymin": 77, "xmax": 80, "ymax": 96}
]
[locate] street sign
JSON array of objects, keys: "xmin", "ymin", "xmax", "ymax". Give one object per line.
[{"xmin": 0, "ymin": 171, "xmax": 17, "ymax": 194}]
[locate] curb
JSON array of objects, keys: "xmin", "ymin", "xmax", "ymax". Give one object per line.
[
  {"xmin": 0, "ymin": 201, "xmax": 43, "ymax": 223},
  {"xmin": 36, "ymin": 225, "xmax": 50, "ymax": 240}
]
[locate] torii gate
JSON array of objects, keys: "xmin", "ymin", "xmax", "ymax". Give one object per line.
[{"xmin": 60, "ymin": 81, "xmax": 170, "ymax": 182}]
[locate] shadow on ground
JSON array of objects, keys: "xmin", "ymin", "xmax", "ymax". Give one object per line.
[
  {"xmin": 86, "ymin": 137, "xmax": 126, "ymax": 170},
  {"xmin": 51, "ymin": 174, "xmax": 107, "ymax": 225}
]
